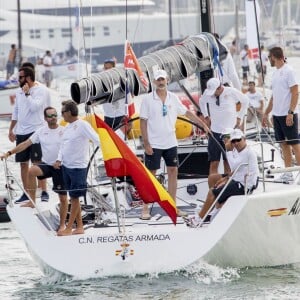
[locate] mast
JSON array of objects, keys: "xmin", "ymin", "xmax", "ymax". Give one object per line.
[
  {"xmin": 168, "ymin": 0, "xmax": 173, "ymax": 42},
  {"xmin": 17, "ymin": 0, "xmax": 22, "ymax": 66},
  {"xmin": 199, "ymin": 0, "xmax": 212, "ymax": 32}
]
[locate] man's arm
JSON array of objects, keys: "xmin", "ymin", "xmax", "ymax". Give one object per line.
[
  {"xmin": 262, "ymin": 96, "xmax": 273, "ymax": 127},
  {"xmin": 0, "ymin": 139, "xmax": 32, "ymax": 159}
]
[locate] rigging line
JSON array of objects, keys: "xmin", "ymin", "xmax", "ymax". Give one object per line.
[{"xmin": 78, "ymin": 0, "xmax": 89, "ymax": 78}]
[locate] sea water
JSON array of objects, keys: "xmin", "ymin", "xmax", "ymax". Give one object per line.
[{"xmin": 1, "ymin": 67, "xmax": 300, "ymax": 299}]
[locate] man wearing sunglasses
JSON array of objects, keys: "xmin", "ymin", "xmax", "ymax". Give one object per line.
[
  {"xmin": 140, "ymin": 69, "xmax": 209, "ymax": 219},
  {"xmin": 187, "ymin": 129, "xmax": 259, "ymax": 227},
  {"xmin": 2, "ymin": 107, "xmax": 68, "ymax": 233},
  {"xmin": 8, "ymin": 65, "xmax": 51, "ymax": 203},
  {"xmin": 199, "ymin": 77, "xmax": 249, "ymax": 175}
]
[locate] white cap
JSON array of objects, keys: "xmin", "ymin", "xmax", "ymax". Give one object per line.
[
  {"xmin": 230, "ymin": 129, "xmax": 245, "ymax": 141},
  {"xmin": 205, "ymin": 78, "xmax": 221, "ymax": 96},
  {"xmin": 154, "ymin": 69, "xmax": 167, "ymax": 80},
  {"xmin": 222, "ymin": 128, "xmax": 234, "ymax": 136}
]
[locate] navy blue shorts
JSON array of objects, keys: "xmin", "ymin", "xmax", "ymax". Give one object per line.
[
  {"xmin": 273, "ymin": 114, "xmax": 299, "ymax": 145},
  {"xmin": 37, "ymin": 163, "xmax": 67, "ymax": 195},
  {"xmin": 15, "ymin": 132, "xmax": 42, "ymax": 163},
  {"xmin": 144, "ymin": 147, "xmax": 178, "ymax": 171},
  {"xmin": 212, "ymin": 180, "xmax": 245, "ymax": 204},
  {"xmin": 62, "ymin": 166, "xmax": 87, "ymax": 198},
  {"xmin": 208, "ymin": 131, "xmax": 227, "ymax": 162}
]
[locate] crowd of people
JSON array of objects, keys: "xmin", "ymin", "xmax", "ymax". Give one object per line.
[{"xmin": 1, "ymin": 40, "xmax": 298, "ymax": 231}]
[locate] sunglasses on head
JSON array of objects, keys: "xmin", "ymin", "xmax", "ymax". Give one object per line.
[
  {"xmin": 162, "ymin": 104, "xmax": 167, "ymax": 116},
  {"xmin": 231, "ymin": 138, "xmax": 242, "ymax": 143},
  {"xmin": 222, "ymin": 134, "xmax": 230, "ymax": 139}
]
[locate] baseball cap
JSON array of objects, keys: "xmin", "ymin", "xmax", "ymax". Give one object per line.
[
  {"xmin": 154, "ymin": 69, "xmax": 167, "ymax": 80},
  {"xmin": 221, "ymin": 128, "xmax": 234, "ymax": 138},
  {"xmin": 230, "ymin": 129, "xmax": 245, "ymax": 141},
  {"xmin": 205, "ymin": 78, "xmax": 221, "ymax": 96}
]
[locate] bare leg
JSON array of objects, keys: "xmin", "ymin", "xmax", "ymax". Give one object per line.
[
  {"xmin": 209, "ymin": 161, "xmax": 219, "ymax": 175},
  {"xmin": 38, "ymin": 178, "xmax": 47, "ymax": 192},
  {"xmin": 20, "ymin": 161, "xmax": 29, "ymax": 191},
  {"xmin": 57, "ymin": 194, "xmax": 68, "ymax": 233},
  {"xmin": 291, "ymin": 144, "xmax": 300, "ymax": 166},
  {"xmin": 198, "ymin": 189, "xmax": 216, "ymax": 219},
  {"xmin": 142, "ymin": 169, "xmax": 157, "ymax": 217},
  {"xmin": 281, "ymin": 143, "xmax": 293, "ymax": 167},
  {"xmin": 58, "ymin": 197, "xmax": 80, "ymax": 236},
  {"xmin": 208, "ymin": 174, "xmax": 222, "ymax": 189},
  {"xmin": 72, "ymin": 206, "xmax": 84, "ymax": 235},
  {"xmin": 21, "ymin": 165, "xmax": 43, "ymax": 208},
  {"xmin": 166, "ymin": 166, "xmax": 177, "ymax": 201}
]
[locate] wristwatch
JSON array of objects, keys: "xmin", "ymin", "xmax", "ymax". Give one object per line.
[{"xmin": 288, "ymin": 109, "xmax": 294, "ymax": 115}]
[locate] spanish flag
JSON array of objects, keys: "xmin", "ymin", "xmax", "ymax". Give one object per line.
[{"xmin": 95, "ymin": 114, "xmax": 177, "ymax": 224}]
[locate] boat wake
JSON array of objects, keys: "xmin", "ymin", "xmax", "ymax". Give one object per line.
[{"xmin": 180, "ymin": 261, "xmax": 240, "ymax": 284}]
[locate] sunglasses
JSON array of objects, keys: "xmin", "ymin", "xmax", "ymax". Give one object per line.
[
  {"xmin": 216, "ymin": 95, "xmax": 220, "ymax": 106},
  {"xmin": 46, "ymin": 113, "xmax": 57, "ymax": 118},
  {"xmin": 222, "ymin": 134, "xmax": 230, "ymax": 139},
  {"xmin": 231, "ymin": 138, "xmax": 242, "ymax": 143},
  {"xmin": 19, "ymin": 75, "xmax": 26, "ymax": 80},
  {"xmin": 162, "ymin": 104, "xmax": 167, "ymax": 117}
]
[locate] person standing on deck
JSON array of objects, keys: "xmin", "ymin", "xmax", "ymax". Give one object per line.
[
  {"xmin": 199, "ymin": 77, "xmax": 249, "ymax": 175},
  {"xmin": 54, "ymin": 100, "xmax": 100, "ymax": 236},
  {"xmin": 262, "ymin": 47, "xmax": 300, "ymax": 182},
  {"xmin": 43, "ymin": 50, "xmax": 53, "ymax": 88},
  {"xmin": 246, "ymin": 81, "xmax": 264, "ymax": 124},
  {"xmin": 140, "ymin": 69, "xmax": 209, "ymax": 219},
  {"xmin": 102, "ymin": 58, "xmax": 126, "ymax": 129},
  {"xmin": 1, "ymin": 107, "xmax": 68, "ymax": 233},
  {"xmin": 8, "ymin": 66, "xmax": 51, "ymax": 203},
  {"xmin": 6, "ymin": 44, "xmax": 17, "ymax": 79},
  {"xmin": 240, "ymin": 44, "xmax": 250, "ymax": 85}
]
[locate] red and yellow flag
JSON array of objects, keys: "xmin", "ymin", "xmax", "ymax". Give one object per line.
[
  {"xmin": 95, "ymin": 114, "xmax": 177, "ymax": 224},
  {"xmin": 124, "ymin": 40, "xmax": 149, "ymax": 89}
]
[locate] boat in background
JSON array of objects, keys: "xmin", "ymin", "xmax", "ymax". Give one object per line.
[{"xmin": 0, "ymin": 0, "xmax": 237, "ymax": 64}]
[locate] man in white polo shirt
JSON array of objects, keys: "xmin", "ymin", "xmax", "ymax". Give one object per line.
[
  {"xmin": 140, "ymin": 69, "xmax": 208, "ymax": 219},
  {"xmin": 55, "ymin": 100, "xmax": 100, "ymax": 236},
  {"xmin": 263, "ymin": 47, "xmax": 300, "ymax": 182},
  {"xmin": 199, "ymin": 77, "xmax": 249, "ymax": 175}
]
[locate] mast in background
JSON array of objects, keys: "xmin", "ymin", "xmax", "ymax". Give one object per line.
[
  {"xmin": 199, "ymin": 0, "xmax": 212, "ymax": 32},
  {"xmin": 17, "ymin": 0, "xmax": 22, "ymax": 66},
  {"xmin": 168, "ymin": 0, "xmax": 173, "ymax": 43}
]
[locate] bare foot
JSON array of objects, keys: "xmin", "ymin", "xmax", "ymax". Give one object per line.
[
  {"xmin": 72, "ymin": 228, "xmax": 84, "ymax": 235},
  {"xmin": 57, "ymin": 228, "xmax": 73, "ymax": 236},
  {"xmin": 57, "ymin": 226, "xmax": 65, "ymax": 234},
  {"xmin": 21, "ymin": 202, "xmax": 35, "ymax": 208}
]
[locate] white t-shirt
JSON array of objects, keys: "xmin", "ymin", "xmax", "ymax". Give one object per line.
[
  {"xmin": 240, "ymin": 49, "xmax": 249, "ymax": 67},
  {"xmin": 246, "ymin": 91, "xmax": 263, "ymax": 109},
  {"xmin": 58, "ymin": 119, "xmax": 100, "ymax": 168},
  {"xmin": 231, "ymin": 145, "xmax": 259, "ymax": 188},
  {"xmin": 30, "ymin": 125, "xmax": 64, "ymax": 165},
  {"xmin": 200, "ymin": 86, "xmax": 249, "ymax": 134},
  {"xmin": 271, "ymin": 63, "xmax": 298, "ymax": 116},
  {"xmin": 140, "ymin": 90, "xmax": 187, "ymax": 149},
  {"xmin": 102, "ymin": 98, "xmax": 125, "ymax": 118},
  {"xmin": 43, "ymin": 55, "xmax": 52, "ymax": 71},
  {"xmin": 12, "ymin": 83, "xmax": 51, "ymax": 135}
]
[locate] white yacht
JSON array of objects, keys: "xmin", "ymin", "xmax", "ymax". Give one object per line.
[{"xmin": 0, "ymin": 0, "xmax": 237, "ymax": 63}]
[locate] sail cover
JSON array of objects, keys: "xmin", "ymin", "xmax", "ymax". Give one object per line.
[{"xmin": 70, "ymin": 33, "xmax": 218, "ymax": 106}]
